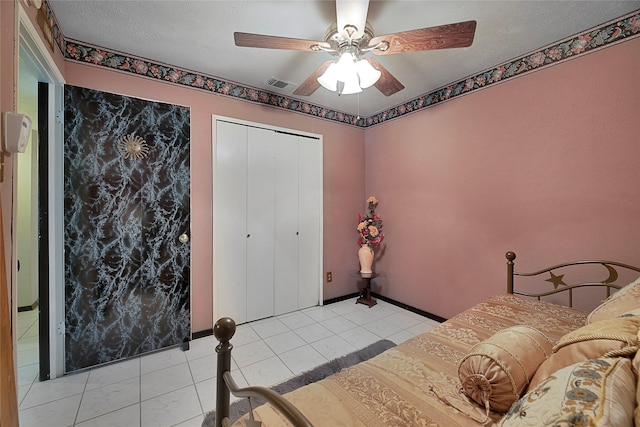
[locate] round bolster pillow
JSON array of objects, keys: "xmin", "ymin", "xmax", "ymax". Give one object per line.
[{"xmin": 458, "ymin": 325, "xmax": 553, "ymax": 413}]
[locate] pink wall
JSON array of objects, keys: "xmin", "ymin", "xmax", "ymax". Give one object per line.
[
  {"xmin": 365, "ymin": 38, "xmax": 640, "ymax": 319},
  {"xmin": 65, "ymin": 62, "xmax": 366, "ymax": 332},
  {"xmin": 6, "ymin": 2, "xmax": 640, "ymax": 334},
  {"xmin": 0, "ymin": 0, "xmax": 17, "ymax": 287}
]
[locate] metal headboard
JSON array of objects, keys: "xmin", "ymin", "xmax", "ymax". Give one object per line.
[{"xmin": 506, "ymin": 251, "xmax": 640, "ymax": 307}]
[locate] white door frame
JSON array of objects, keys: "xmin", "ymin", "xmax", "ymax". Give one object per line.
[
  {"xmin": 18, "ymin": 5, "xmax": 66, "ymax": 379},
  {"xmin": 211, "ymin": 115, "xmax": 323, "ymax": 325}
]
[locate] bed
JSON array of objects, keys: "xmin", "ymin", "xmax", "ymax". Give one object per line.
[{"xmin": 212, "ymin": 252, "xmax": 640, "ymax": 426}]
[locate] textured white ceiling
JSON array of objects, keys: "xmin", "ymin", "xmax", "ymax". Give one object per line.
[{"xmin": 48, "ymin": 1, "xmax": 640, "ymax": 117}]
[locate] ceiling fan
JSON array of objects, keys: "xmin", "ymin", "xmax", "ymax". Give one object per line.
[{"xmin": 234, "ymin": 0, "xmax": 476, "ymax": 97}]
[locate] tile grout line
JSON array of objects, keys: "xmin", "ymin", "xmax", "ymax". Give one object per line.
[
  {"xmin": 138, "ymin": 356, "xmax": 142, "ymax": 427},
  {"xmin": 71, "ymin": 370, "xmax": 91, "ymax": 427},
  {"xmin": 184, "ymin": 349, "xmax": 207, "ymax": 420},
  {"xmin": 18, "ymin": 298, "xmax": 441, "ymax": 426}
]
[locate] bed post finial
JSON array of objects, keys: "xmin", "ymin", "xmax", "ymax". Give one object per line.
[
  {"xmin": 506, "ymin": 252, "xmax": 516, "ymax": 294},
  {"xmin": 214, "ymin": 317, "xmax": 236, "ymax": 427},
  {"xmin": 214, "ymin": 317, "xmax": 236, "ymax": 348}
]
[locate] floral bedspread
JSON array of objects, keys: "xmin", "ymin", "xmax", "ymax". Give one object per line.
[{"xmin": 238, "ymin": 294, "xmax": 586, "ymax": 427}]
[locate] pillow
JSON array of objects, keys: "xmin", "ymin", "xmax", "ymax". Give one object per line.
[
  {"xmin": 458, "ymin": 326, "xmax": 553, "ymax": 413},
  {"xmin": 587, "ymin": 275, "xmax": 640, "ymax": 324},
  {"xmin": 527, "ymin": 317, "xmax": 640, "ymax": 390},
  {"xmin": 498, "ymin": 357, "xmax": 636, "ymax": 427}
]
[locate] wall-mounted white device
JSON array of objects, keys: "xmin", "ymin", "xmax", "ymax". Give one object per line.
[{"xmin": 2, "ymin": 112, "xmax": 33, "ymax": 153}]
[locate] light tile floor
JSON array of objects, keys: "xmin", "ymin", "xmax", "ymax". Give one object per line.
[{"xmin": 17, "ymin": 297, "xmax": 440, "ymax": 427}]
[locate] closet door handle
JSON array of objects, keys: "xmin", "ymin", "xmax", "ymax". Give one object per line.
[{"xmin": 247, "ymin": 234, "xmax": 250, "ymax": 238}]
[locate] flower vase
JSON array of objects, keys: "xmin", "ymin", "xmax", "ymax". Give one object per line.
[{"xmin": 358, "ymin": 245, "xmax": 374, "ymax": 274}]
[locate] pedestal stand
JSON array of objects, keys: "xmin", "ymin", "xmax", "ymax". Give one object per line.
[{"xmin": 349, "ymin": 271, "xmax": 385, "ymax": 308}]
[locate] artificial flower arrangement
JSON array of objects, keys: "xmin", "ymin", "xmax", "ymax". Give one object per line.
[{"xmin": 357, "ymin": 196, "xmax": 384, "ymax": 250}]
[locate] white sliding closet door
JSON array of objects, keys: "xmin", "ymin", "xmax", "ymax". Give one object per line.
[
  {"xmin": 298, "ymin": 137, "xmax": 322, "ymax": 308},
  {"xmin": 246, "ymin": 128, "xmax": 276, "ymax": 321},
  {"xmin": 274, "ymin": 133, "xmax": 299, "ymax": 315},
  {"xmin": 214, "ymin": 118, "xmax": 322, "ymax": 325},
  {"xmin": 215, "ymin": 121, "xmax": 249, "ymax": 323}
]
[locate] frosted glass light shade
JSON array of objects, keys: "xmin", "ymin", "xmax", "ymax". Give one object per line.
[
  {"xmin": 339, "ymin": 75, "xmax": 362, "ymax": 95},
  {"xmin": 356, "ymin": 59, "xmax": 381, "ymax": 89},
  {"xmin": 317, "ymin": 52, "xmax": 378, "ymax": 95},
  {"xmin": 317, "ymin": 63, "xmax": 339, "ymax": 91},
  {"xmin": 336, "ymin": 52, "xmax": 357, "ymax": 76},
  {"xmin": 337, "ymin": 53, "xmax": 360, "ymax": 94}
]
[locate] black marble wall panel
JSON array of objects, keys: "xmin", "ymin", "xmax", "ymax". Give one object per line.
[{"xmin": 63, "ymin": 85, "xmax": 190, "ymax": 372}]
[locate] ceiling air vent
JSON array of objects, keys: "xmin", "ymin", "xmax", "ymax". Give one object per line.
[{"xmin": 266, "ymin": 77, "xmax": 296, "ymax": 90}]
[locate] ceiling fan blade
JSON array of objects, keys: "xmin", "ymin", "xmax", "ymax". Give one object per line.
[
  {"xmin": 336, "ymin": 0, "xmax": 369, "ymax": 39},
  {"xmin": 366, "ymin": 58, "xmax": 405, "ymax": 96},
  {"xmin": 369, "ymin": 20, "xmax": 477, "ymax": 55},
  {"xmin": 293, "ymin": 61, "xmax": 334, "ymax": 96},
  {"xmin": 234, "ymin": 32, "xmax": 329, "ymax": 51}
]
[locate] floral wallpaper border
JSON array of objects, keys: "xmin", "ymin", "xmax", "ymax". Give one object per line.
[
  {"xmin": 366, "ymin": 11, "xmax": 640, "ymax": 127},
  {"xmin": 42, "ymin": 1, "xmax": 65, "ymax": 58},
  {"xmin": 46, "ymin": 3, "xmax": 639, "ymax": 128}
]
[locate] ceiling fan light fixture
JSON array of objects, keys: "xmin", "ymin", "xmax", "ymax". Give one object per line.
[
  {"xmin": 355, "ymin": 59, "xmax": 381, "ymax": 89},
  {"xmin": 318, "ymin": 51, "xmax": 379, "ymax": 95},
  {"xmin": 235, "ymin": 0, "xmax": 477, "ymax": 99}
]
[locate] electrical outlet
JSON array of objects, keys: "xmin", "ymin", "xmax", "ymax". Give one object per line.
[{"xmin": 327, "ymin": 272, "xmax": 332, "ymax": 282}]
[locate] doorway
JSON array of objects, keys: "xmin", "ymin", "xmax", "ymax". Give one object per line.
[
  {"xmin": 16, "ymin": 51, "xmax": 42, "ymax": 386},
  {"xmin": 16, "ymin": 7, "xmax": 65, "ymax": 382}
]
